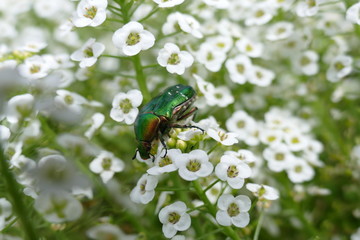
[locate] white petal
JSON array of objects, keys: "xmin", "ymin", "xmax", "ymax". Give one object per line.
[
  {"xmin": 231, "ymin": 212, "xmax": 250, "ymax": 228},
  {"xmin": 216, "ymin": 210, "xmax": 231, "ymax": 226}
]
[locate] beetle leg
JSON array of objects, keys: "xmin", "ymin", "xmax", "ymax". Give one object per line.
[
  {"xmin": 132, "ymin": 149, "xmax": 138, "ymax": 160},
  {"xmin": 177, "ymin": 107, "xmax": 198, "ymax": 121},
  {"xmin": 170, "ymin": 123, "xmax": 205, "ymax": 134},
  {"xmin": 159, "ymin": 135, "xmax": 168, "ymax": 158}
]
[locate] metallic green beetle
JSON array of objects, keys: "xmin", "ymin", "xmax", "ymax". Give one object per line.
[{"xmin": 133, "ymin": 84, "xmax": 202, "ymax": 160}]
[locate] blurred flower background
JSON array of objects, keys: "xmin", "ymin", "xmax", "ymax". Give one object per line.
[{"xmin": 1, "ymin": 0, "xmax": 360, "ymax": 239}]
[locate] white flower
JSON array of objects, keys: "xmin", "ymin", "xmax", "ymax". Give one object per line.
[
  {"xmin": 0, "ymin": 125, "xmax": 10, "ymax": 142},
  {"xmin": 246, "ymin": 183, "xmax": 279, "ymax": 200},
  {"xmin": 283, "ymin": 130, "xmax": 307, "ymax": 152},
  {"xmin": 286, "ymin": 158, "xmax": 315, "ymax": 183},
  {"xmin": 18, "ymin": 55, "xmax": 50, "ymax": 79},
  {"xmin": 0, "ymin": 198, "xmax": 12, "ymax": 231},
  {"xmin": 205, "ymin": 86, "xmax": 234, "ymax": 107},
  {"xmin": 225, "ymin": 149, "xmax": 257, "ymax": 164},
  {"xmin": 70, "ymin": 38, "xmax": 105, "ymax": 68},
  {"xmin": 207, "ymin": 128, "xmax": 238, "ymax": 146},
  {"xmin": 346, "ymin": 2, "xmax": 360, "ymax": 25},
  {"xmin": 196, "ymin": 43, "xmax": 226, "ymax": 72},
  {"xmin": 153, "ymin": 0, "xmax": 184, "ymax": 8},
  {"xmin": 34, "ymin": 190, "xmax": 83, "ymax": 223},
  {"xmin": 6, "ymin": 93, "xmax": 34, "ymax": 124},
  {"xmin": 216, "ymin": 194, "xmax": 251, "ymax": 227},
  {"xmin": 157, "ymin": 43, "xmax": 194, "ymax": 75},
  {"xmin": 226, "ymin": 110, "xmax": 257, "ymax": 140},
  {"xmin": 55, "ymin": 89, "xmax": 87, "ymax": 114},
  {"xmin": 215, "ymin": 155, "xmax": 252, "ymax": 189},
  {"xmin": 147, "ymin": 149, "xmax": 180, "ymax": 175},
  {"xmin": 110, "ymin": 89, "xmax": 143, "ymax": 124},
  {"xmin": 174, "ymin": 149, "xmax": 213, "ymax": 181},
  {"xmin": 84, "ymin": 113, "xmax": 105, "ymax": 139},
  {"xmin": 206, "ymin": 35, "xmax": 233, "ymax": 53},
  {"xmin": 72, "ymin": 0, "xmax": 108, "ymax": 27},
  {"xmin": 159, "ymin": 201, "xmax": 191, "ymax": 238},
  {"xmin": 259, "ymin": 128, "xmax": 283, "ymax": 146},
  {"xmin": 162, "ymin": 12, "xmax": 203, "ymax": 38},
  {"xmin": 326, "ymin": 55, "xmax": 353, "ymax": 82},
  {"xmin": 245, "ymin": 2, "xmax": 274, "ymax": 26},
  {"xmin": 263, "ymin": 143, "xmax": 295, "ymax": 172},
  {"xmin": 247, "ymin": 65, "xmax": 275, "ymax": 87},
  {"xmin": 236, "ymin": 38, "xmax": 263, "ymax": 58},
  {"xmin": 89, "ymin": 151, "xmax": 125, "ymax": 183},
  {"xmin": 266, "ymin": 21, "xmax": 294, "ymax": 41},
  {"xmin": 130, "ymin": 173, "xmax": 158, "ymax": 204},
  {"xmin": 87, "ymin": 223, "xmax": 136, "ymax": 240},
  {"xmin": 112, "ymin": 21, "xmax": 155, "ymax": 56},
  {"xmin": 296, "ymin": 0, "xmax": 319, "ymax": 17},
  {"xmin": 33, "ymin": 154, "xmax": 88, "ymax": 192},
  {"xmin": 293, "ymin": 50, "xmax": 319, "ymax": 76},
  {"xmin": 225, "ymin": 55, "xmax": 253, "ymax": 84}
]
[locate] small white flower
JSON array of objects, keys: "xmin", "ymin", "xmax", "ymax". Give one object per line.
[
  {"xmin": 162, "ymin": 12, "xmax": 203, "ymax": 38},
  {"xmin": 236, "ymin": 38, "xmax": 263, "ymax": 58},
  {"xmin": 283, "ymin": 130, "xmax": 307, "ymax": 152},
  {"xmin": 18, "ymin": 55, "xmax": 50, "ymax": 79},
  {"xmin": 70, "ymin": 38, "xmax": 105, "ymax": 68},
  {"xmin": 296, "ymin": 0, "xmax": 319, "ymax": 17},
  {"xmin": 245, "ymin": 3, "xmax": 274, "ymax": 26},
  {"xmin": 293, "ymin": 50, "xmax": 319, "ymax": 76},
  {"xmin": 174, "ymin": 149, "xmax": 213, "ymax": 181},
  {"xmin": 346, "ymin": 2, "xmax": 360, "ymax": 25},
  {"xmin": 286, "ymin": 158, "xmax": 315, "ymax": 183},
  {"xmin": 159, "ymin": 201, "xmax": 191, "ymax": 238},
  {"xmin": 55, "ymin": 89, "xmax": 87, "ymax": 114},
  {"xmin": 130, "ymin": 173, "xmax": 158, "ymax": 204},
  {"xmin": 34, "ymin": 190, "xmax": 83, "ymax": 223},
  {"xmin": 110, "ymin": 89, "xmax": 143, "ymax": 124},
  {"xmin": 207, "ymin": 128, "xmax": 238, "ymax": 146},
  {"xmin": 266, "ymin": 21, "xmax": 294, "ymax": 41},
  {"xmin": 112, "ymin": 21, "xmax": 155, "ymax": 56},
  {"xmin": 247, "ymin": 65, "xmax": 275, "ymax": 87},
  {"xmin": 326, "ymin": 55, "xmax": 353, "ymax": 82},
  {"xmin": 157, "ymin": 43, "xmax": 194, "ymax": 75},
  {"xmin": 87, "ymin": 223, "xmax": 135, "ymax": 240},
  {"xmin": 226, "ymin": 110, "xmax": 257, "ymax": 140},
  {"xmin": 216, "ymin": 194, "xmax": 251, "ymax": 227},
  {"xmin": 225, "ymin": 55, "xmax": 253, "ymax": 84},
  {"xmin": 84, "ymin": 113, "xmax": 105, "ymax": 139},
  {"xmin": 33, "ymin": 154, "xmax": 88, "ymax": 192},
  {"xmin": 246, "ymin": 183, "xmax": 279, "ymax": 200},
  {"xmin": 215, "ymin": 155, "xmax": 252, "ymax": 189},
  {"xmin": 206, "ymin": 35, "xmax": 233, "ymax": 53},
  {"xmin": 225, "ymin": 149, "xmax": 256, "ymax": 164},
  {"xmin": 89, "ymin": 151, "xmax": 125, "ymax": 183},
  {"xmin": 72, "ymin": 0, "xmax": 108, "ymax": 27},
  {"xmin": 153, "ymin": 0, "xmax": 184, "ymax": 8},
  {"xmin": 263, "ymin": 143, "xmax": 295, "ymax": 172},
  {"xmin": 259, "ymin": 128, "xmax": 283, "ymax": 146},
  {"xmin": 0, "ymin": 125, "xmax": 10, "ymax": 142},
  {"xmin": 147, "ymin": 149, "xmax": 180, "ymax": 175},
  {"xmin": 196, "ymin": 43, "xmax": 226, "ymax": 72},
  {"xmin": 6, "ymin": 93, "xmax": 34, "ymax": 124},
  {"xmin": 205, "ymin": 86, "xmax": 234, "ymax": 108},
  {"xmin": 0, "ymin": 198, "xmax": 12, "ymax": 230}
]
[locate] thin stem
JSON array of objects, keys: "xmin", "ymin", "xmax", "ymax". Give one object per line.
[
  {"xmin": 132, "ymin": 54, "xmax": 151, "ymax": 102},
  {"xmin": 193, "ymin": 180, "xmax": 241, "ymax": 240},
  {"xmin": 207, "ymin": 142, "xmax": 220, "ymax": 155},
  {"xmin": 108, "ymin": 4, "xmax": 122, "ymax": 12},
  {"xmin": 139, "ymin": 6, "xmax": 159, "ymax": 22},
  {"xmin": 0, "ymin": 143, "xmax": 38, "ymax": 240},
  {"xmin": 156, "ymin": 187, "xmax": 191, "ymax": 191},
  {"xmin": 253, "ymin": 210, "xmax": 265, "ymax": 240},
  {"xmin": 204, "ymin": 179, "xmax": 221, "ymax": 193}
]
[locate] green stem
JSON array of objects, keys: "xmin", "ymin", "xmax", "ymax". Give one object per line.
[
  {"xmin": 0, "ymin": 143, "xmax": 38, "ymax": 240},
  {"xmin": 193, "ymin": 180, "xmax": 241, "ymax": 240},
  {"xmin": 132, "ymin": 54, "xmax": 151, "ymax": 102},
  {"xmin": 207, "ymin": 142, "xmax": 220, "ymax": 155},
  {"xmin": 204, "ymin": 179, "xmax": 220, "ymax": 193},
  {"xmin": 253, "ymin": 210, "xmax": 265, "ymax": 240},
  {"xmin": 139, "ymin": 6, "xmax": 159, "ymax": 22}
]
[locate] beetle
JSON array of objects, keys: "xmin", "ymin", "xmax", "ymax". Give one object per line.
[{"xmin": 133, "ymin": 84, "xmax": 203, "ymax": 161}]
